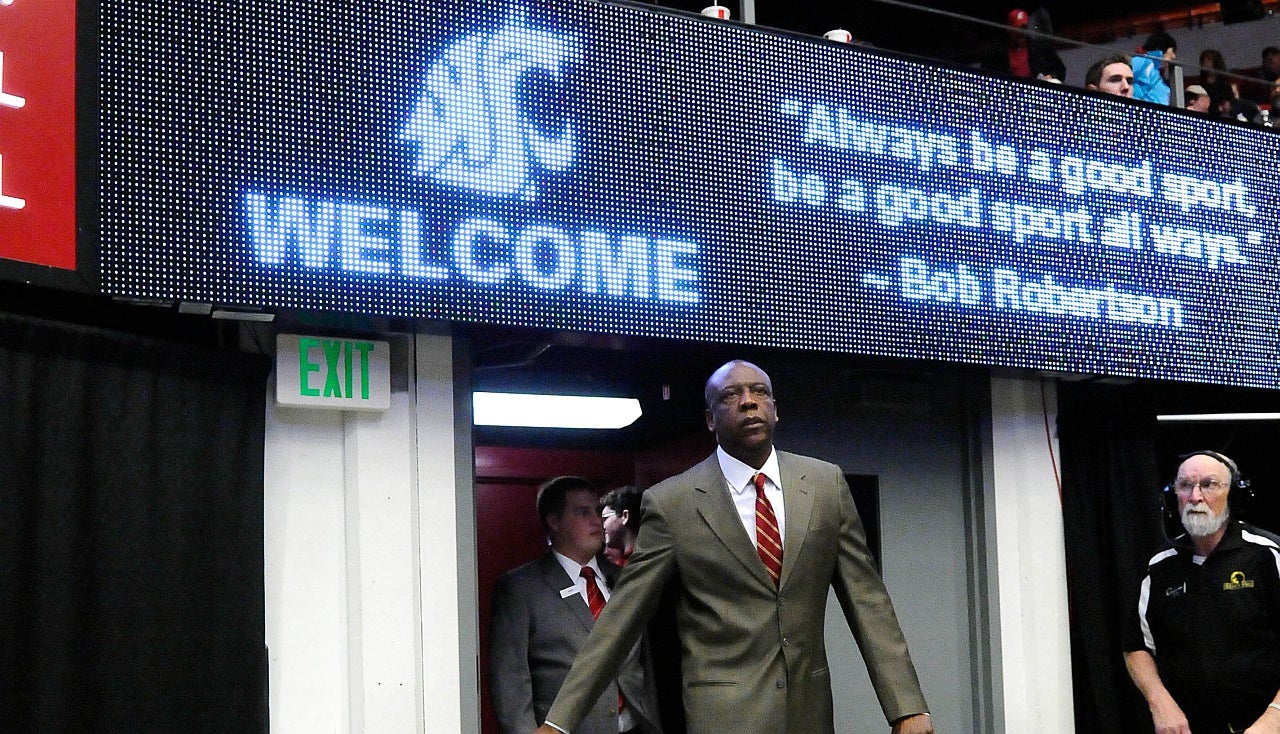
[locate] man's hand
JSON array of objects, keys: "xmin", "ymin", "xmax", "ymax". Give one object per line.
[
  {"xmin": 891, "ymin": 712, "xmax": 934, "ymax": 734},
  {"xmin": 1125, "ymin": 650, "xmax": 1189, "ymax": 734},
  {"xmin": 1244, "ymin": 702, "xmax": 1280, "ymax": 734},
  {"xmin": 1147, "ymin": 693, "xmax": 1190, "ymax": 734},
  {"xmin": 535, "ymin": 726, "xmax": 562, "ymax": 734}
]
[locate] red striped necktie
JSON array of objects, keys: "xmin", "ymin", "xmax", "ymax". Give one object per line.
[
  {"xmin": 579, "ymin": 566, "xmax": 606, "ymax": 618},
  {"xmin": 753, "ymin": 472, "xmax": 783, "ymax": 587}
]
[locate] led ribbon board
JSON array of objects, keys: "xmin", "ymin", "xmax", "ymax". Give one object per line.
[{"xmin": 99, "ymin": 0, "xmax": 1280, "ymax": 387}]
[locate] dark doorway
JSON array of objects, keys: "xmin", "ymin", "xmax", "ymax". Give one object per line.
[{"xmin": 847, "ymin": 473, "xmax": 882, "ymax": 572}]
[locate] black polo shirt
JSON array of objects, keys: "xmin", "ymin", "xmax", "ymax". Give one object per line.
[{"xmin": 1125, "ymin": 521, "xmax": 1280, "ymax": 733}]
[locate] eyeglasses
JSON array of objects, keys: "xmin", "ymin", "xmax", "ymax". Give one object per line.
[{"xmin": 1173, "ymin": 477, "xmax": 1230, "ymax": 496}]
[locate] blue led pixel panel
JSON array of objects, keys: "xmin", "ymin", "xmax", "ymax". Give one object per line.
[{"xmin": 98, "ymin": 0, "xmax": 1280, "ymax": 388}]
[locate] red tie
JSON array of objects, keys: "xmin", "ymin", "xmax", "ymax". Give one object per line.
[
  {"xmin": 580, "ymin": 566, "xmax": 606, "ymax": 618},
  {"xmin": 579, "ymin": 567, "xmax": 625, "ymax": 714},
  {"xmin": 754, "ymin": 473, "xmax": 783, "ymax": 587}
]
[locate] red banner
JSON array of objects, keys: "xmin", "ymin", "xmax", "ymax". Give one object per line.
[{"xmin": 0, "ymin": 0, "xmax": 76, "ymax": 269}]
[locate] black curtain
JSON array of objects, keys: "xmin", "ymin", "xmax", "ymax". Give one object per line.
[
  {"xmin": 0, "ymin": 311, "xmax": 270, "ymax": 732},
  {"xmin": 1058, "ymin": 381, "xmax": 1165, "ymax": 734}
]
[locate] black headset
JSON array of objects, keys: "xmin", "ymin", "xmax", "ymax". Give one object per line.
[{"xmin": 1160, "ymin": 450, "xmax": 1254, "ymax": 537}]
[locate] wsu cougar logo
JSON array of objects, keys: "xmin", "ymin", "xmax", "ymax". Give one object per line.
[{"xmin": 401, "ymin": 12, "xmax": 582, "ymax": 201}]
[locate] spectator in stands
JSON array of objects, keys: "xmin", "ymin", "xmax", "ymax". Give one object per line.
[
  {"xmin": 1085, "ymin": 55, "xmax": 1134, "ymax": 98},
  {"xmin": 1026, "ymin": 7, "xmax": 1067, "ymax": 82},
  {"xmin": 1199, "ymin": 48, "xmax": 1240, "ymax": 107},
  {"xmin": 980, "ymin": 7, "xmax": 1066, "ymax": 83},
  {"xmin": 1131, "ymin": 30, "xmax": 1177, "ymax": 105},
  {"xmin": 1184, "ymin": 84, "xmax": 1211, "ymax": 113},
  {"xmin": 1013, "ymin": 8, "xmax": 1066, "ymax": 81},
  {"xmin": 1242, "ymin": 46, "xmax": 1280, "ymax": 103},
  {"xmin": 1259, "ymin": 46, "xmax": 1280, "ymax": 84},
  {"xmin": 1002, "ymin": 9, "xmax": 1033, "ymax": 77},
  {"xmin": 1213, "ymin": 94, "xmax": 1264, "ymax": 125}
]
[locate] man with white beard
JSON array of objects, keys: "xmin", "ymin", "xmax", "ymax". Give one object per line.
[{"xmin": 1124, "ymin": 452, "xmax": 1280, "ymax": 734}]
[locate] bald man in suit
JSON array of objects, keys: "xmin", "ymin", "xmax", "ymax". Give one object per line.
[
  {"xmin": 489, "ymin": 476, "xmax": 664, "ymax": 734},
  {"xmin": 536, "ymin": 360, "xmax": 934, "ymax": 734}
]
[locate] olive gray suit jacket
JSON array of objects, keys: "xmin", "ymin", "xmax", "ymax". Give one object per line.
[
  {"xmin": 489, "ymin": 552, "xmax": 664, "ymax": 734},
  {"xmin": 544, "ymin": 451, "xmax": 928, "ymax": 734}
]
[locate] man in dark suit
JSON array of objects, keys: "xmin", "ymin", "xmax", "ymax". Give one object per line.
[
  {"xmin": 489, "ymin": 476, "xmax": 664, "ymax": 734},
  {"xmin": 537, "ymin": 360, "xmax": 934, "ymax": 734}
]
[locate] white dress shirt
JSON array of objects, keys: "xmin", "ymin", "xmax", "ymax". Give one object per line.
[
  {"xmin": 716, "ymin": 445, "xmax": 786, "ymax": 547},
  {"xmin": 552, "ymin": 551, "xmax": 611, "ymax": 604}
]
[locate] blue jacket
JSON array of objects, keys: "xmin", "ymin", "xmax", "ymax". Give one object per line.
[{"xmin": 1132, "ymin": 50, "xmax": 1170, "ymax": 104}]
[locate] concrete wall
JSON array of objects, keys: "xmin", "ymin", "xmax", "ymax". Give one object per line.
[{"xmin": 769, "ymin": 364, "xmax": 979, "ymax": 732}]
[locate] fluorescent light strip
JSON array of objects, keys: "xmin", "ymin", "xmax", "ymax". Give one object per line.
[
  {"xmin": 1156, "ymin": 413, "xmax": 1280, "ymax": 422},
  {"xmin": 473, "ymin": 392, "xmax": 642, "ymax": 429}
]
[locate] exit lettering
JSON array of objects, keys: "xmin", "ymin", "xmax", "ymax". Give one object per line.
[{"xmin": 298, "ymin": 338, "xmax": 375, "ymax": 400}]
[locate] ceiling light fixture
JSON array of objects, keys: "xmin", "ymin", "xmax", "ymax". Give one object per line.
[
  {"xmin": 473, "ymin": 392, "xmax": 642, "ymax": 429},
  {"xmin": 1156, "ymin": 412, "xmax": 1280, "ymax": 422}
]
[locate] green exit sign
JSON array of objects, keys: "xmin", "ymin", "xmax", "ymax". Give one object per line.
[{"xmin": 276, "ymin": 334, "xmax": 391, "ymax": 410}]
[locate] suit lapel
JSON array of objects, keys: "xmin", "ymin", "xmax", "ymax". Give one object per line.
[
  {"xmin": 536, "ymin": 553, "xmax": 595, "ymax": 631},
  {"xmin": 692, "ymin": 453, "xmax": 776, "ymax": 590},
  {"xmin": 777, "ymin": 451, "xmax": 815, "ymax": 590}
]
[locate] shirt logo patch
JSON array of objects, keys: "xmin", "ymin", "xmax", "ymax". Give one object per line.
[{"xmin": 1223, "ymin": 571, "xmax": 1255, "ymax": 590}]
